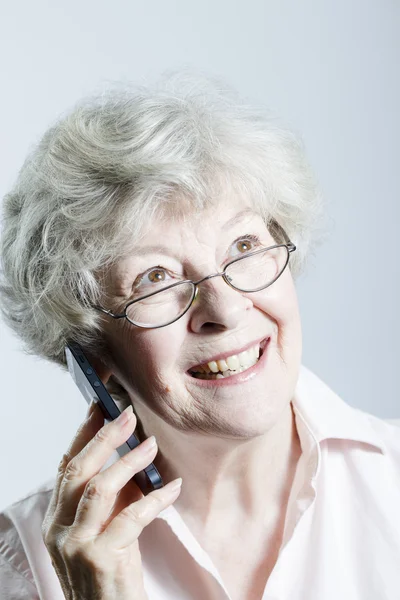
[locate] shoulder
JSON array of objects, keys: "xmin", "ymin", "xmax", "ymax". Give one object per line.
[
  {"xmin": 0, "ymin": 479, "xmax": 55, "ymax": 597},
  {"xmin": 325, "ymin": 406, "xmax": 400, "ymax": 525},
  {"xmin": 354, "ymin": 408, "xmax": 400, "ymax": 463},
  {"xmin": 297, "ymin": 365, "xmax": 400, "ymax": 464}
]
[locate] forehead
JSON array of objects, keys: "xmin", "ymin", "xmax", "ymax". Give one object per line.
[
  {"xmin": 133, "ymin": 197, "xmax": 263, "ymax": 250},
  {"xmin": 139, "ymin": 208, "xmax": 260, "ymax": 251}
]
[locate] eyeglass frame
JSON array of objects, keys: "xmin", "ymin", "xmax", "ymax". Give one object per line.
[{"xmin": 92, "ymin": 236, "xmax": 297, "ymax": 330}]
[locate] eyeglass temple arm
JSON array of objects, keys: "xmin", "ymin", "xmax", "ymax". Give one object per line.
[
  {"xmin": 91, "ymin": 305, "xmax": 126, "ymax": 319},
  {"xmin": 269, "ymin": 218, "xmax": 296, "ymax": 251}
]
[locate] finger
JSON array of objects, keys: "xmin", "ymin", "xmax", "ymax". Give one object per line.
[
  {"xmin": 43, "ymin": 402, "xmax": 104, "ymax": 527},
  {"xmin": 71, "ymin": 437, "xmax": 159, "ymax": 535},
  {"xmin": 42, "ymin": 403, "xmax": 107, "ymax": 592},
  {"xmin": 101, "ymin": 476, "xmax": 143, "ymax": 529},
  {"xmin": 53, "ymin": 407, "xmax": 137, "ymax": 526},
  {"xmin": 100, "ymin": 478, "xmax": 183, "ymax": 549}
]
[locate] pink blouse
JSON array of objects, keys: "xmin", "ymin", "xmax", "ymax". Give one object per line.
[{"xmin": 1, "ymin": 365, "xmax": 400, "ymax": 600}]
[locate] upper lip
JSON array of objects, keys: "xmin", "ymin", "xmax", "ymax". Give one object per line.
[{"xmin": 187, "ymin": 335, "xmax": 270, "ymax": 371}]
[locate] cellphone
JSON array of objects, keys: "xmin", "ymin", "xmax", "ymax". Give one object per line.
[{"xmin": 65, "ymin": 341, "xmax": 163, "ymax": 495}]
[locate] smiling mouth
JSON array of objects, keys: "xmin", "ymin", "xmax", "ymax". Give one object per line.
[{"xmin": 187, "ymin": 337, "xmax": 269, "ymax": 380}]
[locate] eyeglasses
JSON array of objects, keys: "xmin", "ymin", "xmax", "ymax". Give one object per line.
[{"xmin": 92, "ymin": 239, "xmax": 296, "ymax": 330}]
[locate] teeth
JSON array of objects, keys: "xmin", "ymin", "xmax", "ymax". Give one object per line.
[
  {"xmin": 190, "ymin": 343, "xmax": 261, "ymax": 376},
  {"xmin": 218, "ymin": 358, "xmax": 229, "ymax": 372},
  {"xmin": 195, "ymin": 365, "xmax": 254, "ymax": 380},
  {"xmin": 214, "ymin": 344, "xmax": 260, "ymax": 372},
  {"xmin": 225, "ymin": 354, "xmax": 241, "ymax": 371},
  {"xmin": 208, "ymin": 361, "xmax": 220, "ymax": 374}
]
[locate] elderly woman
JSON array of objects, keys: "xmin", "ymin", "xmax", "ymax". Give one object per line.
[{"xmin": 0, "ymin": 74, "xmax": 399, "ymax": 600}]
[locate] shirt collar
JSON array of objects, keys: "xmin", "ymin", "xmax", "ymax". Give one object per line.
[{"xmin": 292, "ymin": 365, "xmax": 386, "ymax": 455}]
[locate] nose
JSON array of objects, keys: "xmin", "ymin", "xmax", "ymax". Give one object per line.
[{"xmin": 189, "ymin": 273, "xmax": 253, "ymax": 332}]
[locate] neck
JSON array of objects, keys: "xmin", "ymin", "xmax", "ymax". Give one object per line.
[{"xmin": 147, "ymin": 402, "xmax": 302, "ymax": 532}]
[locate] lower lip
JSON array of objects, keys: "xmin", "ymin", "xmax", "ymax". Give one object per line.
[{"xmin": 185, "ymin": 337, "xmax": 271, "ymax": 388}]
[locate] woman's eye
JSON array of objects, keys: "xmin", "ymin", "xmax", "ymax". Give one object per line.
[
  {"xmin": 229, "ymin": 234, "xmax": 262, "ymax": 257},
  {"xmin": 133, "ymin": 266, "xmax": 173, "ymax": 291},
  {"xmin": 132, "ymin": 234, "xmax": 263, "ymax": 292}
]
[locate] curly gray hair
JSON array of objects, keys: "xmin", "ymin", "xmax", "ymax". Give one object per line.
[{"xmin": 0, "ymin": 71, "xmax": 325, "ymax": 397}]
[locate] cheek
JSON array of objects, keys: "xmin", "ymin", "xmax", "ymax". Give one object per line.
[
  {"xmin": 118, "ymin": 329, "xmax": 183, "ymax": 390},
  {"xmin": 256, "ymin": 272, "xmax": 302, "ymax": 350},
  {"xmin": 257, "ymin": 270, "xmax": 299, "ymax": 322}
]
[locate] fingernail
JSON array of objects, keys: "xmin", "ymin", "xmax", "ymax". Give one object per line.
[
  {"xmin": 139, "ymin": 435, "xmax": 157, "ymax": 452},
  {"xmin": 116, "ymin": 405, "xmax": 133, "ymax": 426},
  {"xmin": 166, "ymin": 477, "xmax": 182, "ymax": 493}
]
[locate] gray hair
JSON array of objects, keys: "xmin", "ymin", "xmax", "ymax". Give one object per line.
[{"xmin": 0, "ymin": 71, "xmax": 325, "ymax": 386}]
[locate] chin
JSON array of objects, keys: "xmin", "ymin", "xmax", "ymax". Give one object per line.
[{"xmin": 207, "ymin": 386, "xmax": 292, "ymax": 437}]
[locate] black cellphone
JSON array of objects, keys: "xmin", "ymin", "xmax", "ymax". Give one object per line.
[{"xmin": 65, "ymin": 341, "xmax": 163, "ymax": 495}]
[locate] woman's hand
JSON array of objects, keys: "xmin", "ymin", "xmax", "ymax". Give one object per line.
[{"xmin": 41, "ymin": 402, "xmax": 182, "ymax": 600}]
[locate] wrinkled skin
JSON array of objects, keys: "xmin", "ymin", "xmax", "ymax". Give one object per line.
[{"xmin": 42, "ymin": 402, "xmax": 182, "ymax": 600}]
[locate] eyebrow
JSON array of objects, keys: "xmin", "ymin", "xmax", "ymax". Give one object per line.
[{"xmin": 131, "ymin": 208, "xmax": 258, "ymax": 257}]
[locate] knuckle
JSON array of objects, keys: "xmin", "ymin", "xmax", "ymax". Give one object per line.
[
  {"xmin": 119, "ymin": 453, "xmax": 138, "ymax": 471},
  {"xmin": 57, "ymin": 452, "xmax": 72, "ymax": 475},
  {"xmin": 61, "ymin": 536, "xmax": 78, "ymax": 560},
  {"xmin": 123, "ymin": 504, "xmax": 143, "ymax": 523},
  {"xmin": 124, "ymin": 494, "xmax": 163, "ymax": 523},
  {"xmin": 63, "ymin": 458, "xmax": 84, "ymax": 481},
  {"xmin": 42, "ymin": 525, "xmax": 58, "ymax": 551},
  {"xmin": 82, "ymin": 477, "xmax": 108, "ymax": 502},
  {"xmin": 62, "ymin": 536, "xmax": 99, "ymax": 566},
  {"xmin": 145, "ymin": 493, "xmax": 164, "ymax": 513},
  {"xmin": 61, "ymin": 532, "xmax": 87, "ymax": 560},
  {"xmin": 94, "ymin": 426, "xmax": 113, "ymax": 445}
]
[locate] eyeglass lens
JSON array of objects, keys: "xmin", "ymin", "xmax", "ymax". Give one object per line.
[{"xmin": 125, "ymin": 246, "xmax": 289, "ymax": 328}]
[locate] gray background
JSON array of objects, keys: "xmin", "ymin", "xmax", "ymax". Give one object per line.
[{"xmin": 0, "ymin": 0, "xmax": 399, "ymax": 511}]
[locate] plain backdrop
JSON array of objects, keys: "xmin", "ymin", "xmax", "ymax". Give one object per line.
[{"xmin": 0, "ymin": 0, "xmax": 399, "ymax": 511}]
